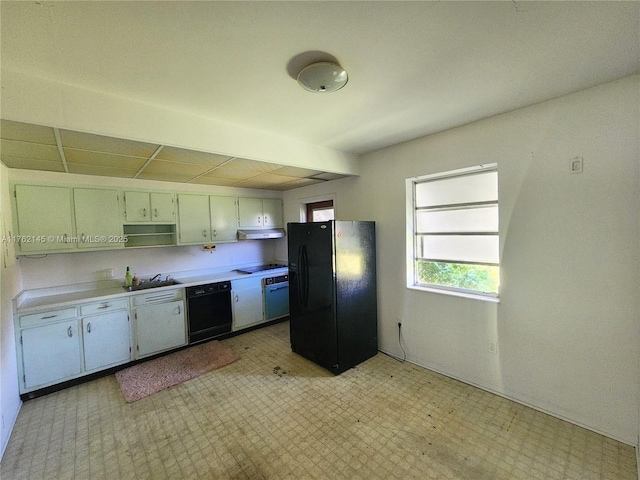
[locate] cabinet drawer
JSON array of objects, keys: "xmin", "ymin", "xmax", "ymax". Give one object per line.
[
  {"xmin": 80, "ymin": 299, "xmax": 128, "ymax": 316},
  {"xmin": 131, "ymin": 288, "xmax": 183, "ymax": 306},
  {"xmin": 20, "ymin": 307, "xmax": 78, "ymax": 328}
]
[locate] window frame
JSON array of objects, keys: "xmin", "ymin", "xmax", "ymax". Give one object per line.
[{"xmin": 405, "ymin": 163, "xmax": 500, "ymax": 302}]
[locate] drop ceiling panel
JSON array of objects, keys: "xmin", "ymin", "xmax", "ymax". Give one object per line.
[
  {"xmin": 59, "ymin": 129, "xmax": 159, "ymax": 157},
  {"xmin": 67, "ymin": 163, "xmax": 138, "ymax": 178},
  {"xmin": 0, "ymin": 120, "xmax": 353, "ymax": 190},
  {"xmin": 311, "ymin": 172, "xmax": 348, "ymax": 181},
  {"xmin": 1, "ymin": 120, "xmax": 57, "ymax": 145},
  {"xmin": 0, "ymin": 156, "xmax": 66, "ymax": 172},
  {"xmin": 271, "ymin": 166, "xmax": 324, "ymax": 178},
  {"xmin": 1, "ymin": 140, "xmax": 61, "ymax": 161},
  {"xmin": 280, "ymin": 178, "xmax": 326, "ymax": 189},
  {"xmin": 63, "ymin": 149, "xmax": 148, "ymax": 170},
  {"xmin": 201, "ymin": 167, "xmax": 262, "ymax": 181},
  {"xmin": 224, "ymin": 158, "xmax": 283, "ymax": 173},
  {"xmin": 142, "ymin": 159, "xmax": 211, "ymax": 176},
  {"xmin": 242, "ymin": 173, "xmax": 301, "ymax": 186},
  {"xmin": 155, "ymin": 146, "xmax": 232, "ymax": 167},
  {"xmin": 190, "ymin": 176, "xmax": 240, "ymax": 187},
  {"xmin": 136, "ymin": 171, "xmax": 200, "ymax": 183}
]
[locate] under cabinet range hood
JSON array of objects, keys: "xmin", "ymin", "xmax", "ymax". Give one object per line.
[{"xmin": 237, "ymin": 228, "xmax": 286, "ymax": 240}]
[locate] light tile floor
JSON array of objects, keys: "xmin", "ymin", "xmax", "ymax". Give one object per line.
[{"xmin": 1, "ymin": 321, "xmax": 637, "ymax": 479}]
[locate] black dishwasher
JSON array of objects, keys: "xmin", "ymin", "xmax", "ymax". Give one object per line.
[{"xmin": 186, "ymin": 281, "xmax": 232, "ymax": 344}]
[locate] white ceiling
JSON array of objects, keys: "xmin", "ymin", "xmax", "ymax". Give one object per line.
[{"xmin": 1, "ymin": 1, "xmax": 638, "ymax": 165}]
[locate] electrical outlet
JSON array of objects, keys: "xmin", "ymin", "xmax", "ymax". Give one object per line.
[{"xmin": 487, "ymin": 341, "xmax": 497, "ymax": 355}]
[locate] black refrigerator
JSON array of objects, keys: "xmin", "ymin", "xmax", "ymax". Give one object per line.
[{"xmin": 287, "ymin": 220, "xmax": 378, "ymax": 374}]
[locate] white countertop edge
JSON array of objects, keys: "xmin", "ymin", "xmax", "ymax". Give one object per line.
[{"xmin": 14, "ymin": 263, "xmax": 288, "ymax": 314}]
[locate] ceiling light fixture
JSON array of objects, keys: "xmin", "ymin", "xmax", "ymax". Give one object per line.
[{"xmin": 297, "ymin": 62, "xmax": 348, "ymax": 93}]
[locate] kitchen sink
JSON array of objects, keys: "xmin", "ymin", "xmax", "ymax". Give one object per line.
[{"xmin": 123, "ymin": 279, "xmax": 182, "ymax": 291}]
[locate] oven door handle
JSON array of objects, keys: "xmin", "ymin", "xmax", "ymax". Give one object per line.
[{"xmin": 267, "ymin": 284, "xmax": 289, "ymax": 292}]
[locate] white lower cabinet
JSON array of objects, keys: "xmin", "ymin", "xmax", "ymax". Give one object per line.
[
  {"xmin": 232, "ymin": 277, "xmax": 264, "ymax": 330},
  {"xmin": 131, "ymin": 289, "xmax": 186, "ymax": 358},
  {"xmin": 81, "ymin": 299, "xmax": 130, "ymax": 372},
  {"xmin": 21, "ymin": 319, "xmax": 82, "ymax": 390}
]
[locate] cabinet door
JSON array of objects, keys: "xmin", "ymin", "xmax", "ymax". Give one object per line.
[
  {"xmin": 210, "ymin": 195, "xmax": 238, "ymax": 242},
  {"xmin": 124, "ymin": 191, "xmax": 151, "ymax": 222},
  {"xmin": 82, "ymin": 310, "xmax": 131, "ymax": 372},
  {"xmin": 135, "ymin": 300, "xmax": 186, "ymax": 357},
  {"xmin": 15, "ymin": 184, "xmax": 75, "ymax": 252},
  {"xmin": 74, "ymin": 188, "xmax": 124, "ymax": 249},
  {"xmin": 263, "ymin": 199, "xmax": 283, "ymax": 228},
  {"xmin": 177, "ymin": 194, "xmax": 211, "ymax": 244},
  {"xmin": 150, "ymin": 192, "xmax": 175, "ymax": 223},
  {"xmin": 232, "ymin": 277, "xmax": 264, "ymax": 330},
  {"xmin": 21, "ymin": 320, "xmax": 82, "ymax": 389},
  {"xmin": 238, "ymin": 197, "xmax": 264, "ymax": 228}
]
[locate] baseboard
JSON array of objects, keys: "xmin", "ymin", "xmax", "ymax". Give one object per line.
[{"xmin": 378, "ymin": 348, "xmax": 635, "ymax": 447}]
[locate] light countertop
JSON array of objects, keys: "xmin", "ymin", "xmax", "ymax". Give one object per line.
[{"xmin": 14, "ymin": 266, "xmax": 288, "ymax": 314}]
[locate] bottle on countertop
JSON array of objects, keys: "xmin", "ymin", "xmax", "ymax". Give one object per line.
[
  {"xmin": 125, "ymin": 266, "xmax": 133, "ymax": 287},
  {"xmin": 132, "ymin": 273, "xmax": 139, "ymax": 286}
]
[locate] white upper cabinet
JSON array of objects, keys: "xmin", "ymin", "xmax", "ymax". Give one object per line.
[
  {"xmin": 209, "ymin": 195, "xmax": 238, "ymax": 242},
  {"xmin": 238, "ymin": 197, "xmax": 283, "ymax": 228},
  {"xmin": 177, "ymin": 194, "xmax": 211, "ymax": 244},
  {"xmin": 14, "ymin": 184, "xmax": 75, "ymax": 253},
  {"xmin": 124, "ymin": 191, "xmax": 175, "ymax": 223},
  {"xmin": 74, "ymin": 188, "xmax": 124, "ymax": 250},
  {"xmin": 263, "ymin": 198, "xmax": 284, "ymax": 228}
]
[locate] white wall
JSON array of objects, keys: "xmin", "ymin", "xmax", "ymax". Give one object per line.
[
  {"xmin": 283, "ymin": 75, "xmax": 640, "ymax": 444},
  {"xmin": 0, "ymin": 163, "xmax": 23, "ymax": 458}
]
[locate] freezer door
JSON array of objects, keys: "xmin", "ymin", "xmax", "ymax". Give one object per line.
[{"xmin": 287, "ymin": 222, "xmax": 338, "ymax": 368}]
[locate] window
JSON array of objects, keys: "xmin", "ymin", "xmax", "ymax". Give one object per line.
[
  {"xmin": 406, "ymin": 164, "xmax": 499, "ymax": 299},
  {"xmin": 306, "ymin": 200, "xmax": 334, "ymax": 222}
]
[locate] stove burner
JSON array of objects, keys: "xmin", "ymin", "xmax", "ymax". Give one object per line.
[{"xmin": 235, "ymin": 264, "xmax": 286, "ymax": 274}]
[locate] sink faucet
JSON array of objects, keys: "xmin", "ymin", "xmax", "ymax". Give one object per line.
[{"xmin": 150, "ymin": 273, "xmax": 162, "ymax": 282}]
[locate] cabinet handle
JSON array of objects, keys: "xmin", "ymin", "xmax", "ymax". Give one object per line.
[
  {"xmin": 143, "ymin": 208, "xmax": 147, "ymax": 217},
  {"xmin": 203, "ymin": 230, "xmax": 207, "ymax": 237},
  {"xmin": 98, "ymin": 304, "xmax": 110, "ymax": 309},
  {"xmin": 42, "ymin": 314, "xmax": 57, "ymax": 320},
  {"xmin": 213, "ymin": 229, "xmax": 217, "ymax": 237},
  {"xmin": 81, "ymin": 233, "xmax": 85, "ymax": 243},
  {"xmin": 257, "ymin": 216, "xmax": 262, "ymax": 224},
  {"xmin": 86, "ymin": 322, "xmax": 92, "ymax": 333},
  {"xmin": 235, "ymin": 294, "xmax": 239, "ymax": 302},
  {"xmin": 154, "ymin": 208, "xmax": 158, "ymax": 218},
  {"xmin": 264, "ymin": 216, "xmax": 269, "ymax": 225},
  {"xmin": 175, "ymin": 306, "xmax": 181, "ymax": 315},
  {"xmin": 67, "ymin": 326, "xmax": 73, "ymax": 338}
]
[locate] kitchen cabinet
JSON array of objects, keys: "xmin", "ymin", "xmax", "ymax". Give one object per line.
[
  {"xmin": 18, "ymin": 308, "xmax": 82, "ymax": 391},
  {"xmin": 177, "ymin": 194, "xmax": 211, "ymax": 244},
  {"xmin": 209, "ymin": 195, "xmax": 238, "ymax": 242},
  {"xmin": 14, "ymin": 184, "xmax": 75, "ymax": 253},
  {"xmin": 124, "ymin": 191, "xmax": 175, "ymax": 223},
  {"xmin": 74, "ymin": 188, "xmax": 124, "ymax": 250},
  {"xmin": 131, "ymin": 289, "xmax": 186, "ymax": 358},
  {"xmin": 80, "ymin": 299, "xmax": 130, "ymax": 372},
  {"xmin": 238, "ymin": 197, "xmax": 283, "ymax": 228},
  {"xmin": 231, "ymin": 276, "xmax": 264, "ymax": 330}
]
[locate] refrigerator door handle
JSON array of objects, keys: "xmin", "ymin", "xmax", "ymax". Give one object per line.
[
  {"xmin": 297, "ymin": 245, "xmax": 305, "ymax": 309},
  {"xmin": 302, "ymin": 245, "xmax": 309, "ymax": 308}
]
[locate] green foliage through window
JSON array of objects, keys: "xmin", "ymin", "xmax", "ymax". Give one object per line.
[{"xmin": 417, "ymin": 261, "xmax": 499, "ymax": 294}]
